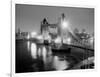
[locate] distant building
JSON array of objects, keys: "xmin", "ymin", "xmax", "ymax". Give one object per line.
[{"xmin": 16, "ymin": 28, "xmax": 28, "ymax": 39}]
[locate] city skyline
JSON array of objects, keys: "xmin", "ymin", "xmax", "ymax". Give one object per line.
[{"xmin": 16, "ymin": 4, "xmax": 94, "ymax": 34}]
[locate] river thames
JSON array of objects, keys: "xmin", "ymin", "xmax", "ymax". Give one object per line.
[{"xmin": 16, "ymin": 40, "xmax": 94, "ymax": 73}]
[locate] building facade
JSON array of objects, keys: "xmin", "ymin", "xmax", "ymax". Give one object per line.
[{"xmin": 40, "ymin": 18, "xmax": 59, "ymax": 40}]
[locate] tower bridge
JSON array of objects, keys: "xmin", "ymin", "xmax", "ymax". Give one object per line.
[{"xmin": 40, "ymin": 13, "xmax": 94, "ymax": 50}]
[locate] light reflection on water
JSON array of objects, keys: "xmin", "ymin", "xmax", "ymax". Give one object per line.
[
  {"xmin": 27, "ymin": 41, "xmax": 30, "ymax": 51},
  {"xmin": 38, "ymin": 48, "xmax": 41, "ymax": 57},
  {"xmin": 42, "ymin": 46, "xmax": 47, "ymax": 64},
  {"xmin": 16, "ymin": 40, "xmax": 94, "ymax": 73},
  {"xmin": 53, "ymin": 56, "xmax": 69, "ymax": 70},
  {"xmin": 31, "ymin": 43, "xmax": 37, "ymax": 59},
  {"xmin": 27, "ymin": 41, "xmax": 70, "ymax": 70}
]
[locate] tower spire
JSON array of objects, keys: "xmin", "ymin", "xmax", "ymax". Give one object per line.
[{"xmin": 61, "ymin": 13, "xmax": 65, "ymax": 20}]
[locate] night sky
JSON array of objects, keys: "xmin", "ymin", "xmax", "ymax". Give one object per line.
[{"xmin": 16, "ymin": 4, "xmax": 94, "ymax": 34}]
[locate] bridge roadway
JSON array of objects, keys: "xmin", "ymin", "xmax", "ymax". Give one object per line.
[{"xmin": 36, "ymin": 42, "xmax": 94, "ymax": 52}]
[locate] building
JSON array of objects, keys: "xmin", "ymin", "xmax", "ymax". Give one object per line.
[
  {"xmin": 40, "ymin": 18, "xmax": 59, "ymax": 40},
  {"xmin": 16, "ymin": 28, "xmax": 28, "ymax": 40}
]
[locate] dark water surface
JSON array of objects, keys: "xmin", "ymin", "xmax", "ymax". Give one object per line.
[{"xmin": 16, "ymin": 40, "xmax": 94, "ymax": 73}]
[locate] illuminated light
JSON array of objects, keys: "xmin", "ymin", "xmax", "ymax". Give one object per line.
[
  {"xmin": 67, "ymin": 38, "xmax": 71, "ymax": 44},
  {"xmin": 38, "ymin": 48, "xmax": 41, "ymax": 57},
  {"xmin": 36, "ymin": 35, "xmax": 43, "ymax": 40},
  {"xmin": 36, "ymin": 35, "xmax": 44, "ymax": 43},
  {"xmin": 31, "ymin": 43, "xmax": 37, "ymax": 59},
  {"xmin": 31, "ymin": 32, "xmax": 37, "ymax": 38},
  {"xmin": 90, "ymin": 39, "xmax": 93, "ymax": 43},
  {"xmin": 27, "ymin": 34, "xmax": 30, "ymax": 39},
  {"xmin": 27, "ymin": 41, "xmax": 30, "ymax": 51},
  {"xmin": 45, "ymin": 35, "xmax": 51, "ymax": 43},
  {"xmin": 42, "ymin": 47, "xmax": 47, "ymax": 63},
  {"xmin": 89, "ymin": 37, "xmax": 94, "ymax": 46},
  {"xmin": 62, "ymin": 20, "xmax": 69, "ymax": 29},
  {"xmin": 82, "ymin": 57, "xmax": 94, "ymax": 65},
  {"xmin": 54, "ymin": 37, "xmax": 62, "ymax": 44}
]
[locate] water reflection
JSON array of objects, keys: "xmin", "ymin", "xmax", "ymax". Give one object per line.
[
  {"xmin": 26, "ymin": 41, "xmax": 71, "ymax": 71},
  {"xmin": 16, "ymin": 40, "xmax": 94, "ymax": 73},
  {"xmin": 38, "ymin": 48, "xmax": 41, "ymax": 57},
  {"xmin": 53, "ymin": 56, "xmax": 69, "ymax": 70},
  {"xmin": 27, "ymin": 41, "xmax": 30, "ymax": 51},
  {"xmin": 42, "ymin": 47, "xmax": 47, "ymax": 64},
  {"xmin": 31, "ymin": 43, "xmax": 37, "ymax": 59}
]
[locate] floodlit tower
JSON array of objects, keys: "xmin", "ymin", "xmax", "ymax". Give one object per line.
[{"xmin": 40, "ymin": 18, "xmax": 49, "ymax": 34}]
